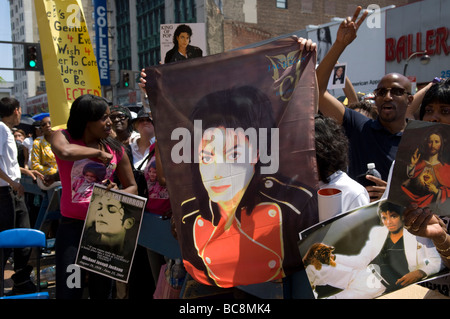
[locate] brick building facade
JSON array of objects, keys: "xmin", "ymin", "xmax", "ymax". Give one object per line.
[{"xmin": 219, "ymin": 0, "xmax": 412, "ymax": 52}]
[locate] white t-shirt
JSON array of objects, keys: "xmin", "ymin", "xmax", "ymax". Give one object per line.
[
  {"xmin": 130, "ymin": 136, "xmax": 155, "ymax": 169},
  {"xmin": 319, "ymin": 170, "xmax": 370, "ymax": 214},
  {"xmin": 0, "ymin": 121, "xmax": 21, "ymax": 187},
  {"xmin": 23, "ymin": 136, "xmax": 33, "ymax": 168}
]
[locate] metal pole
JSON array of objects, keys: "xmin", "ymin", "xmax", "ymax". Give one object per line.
[{"xmin": 403, "ymin": 51, "xmax": 428, "ymax": 76}]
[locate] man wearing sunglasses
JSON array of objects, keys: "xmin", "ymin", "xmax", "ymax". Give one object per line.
[{"xmin": 316, "ymin": 7, "xmax": 413, "ymax": 201}]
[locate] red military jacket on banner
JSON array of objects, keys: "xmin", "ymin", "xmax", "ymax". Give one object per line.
[{"xmin": 183, "ymin": 201, "xmax": 284, "ymax": 287}]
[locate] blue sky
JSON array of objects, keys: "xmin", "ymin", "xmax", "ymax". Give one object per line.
[{"xmin": 0, "ymin": 0, "xmax": 13, "ymax": 82}]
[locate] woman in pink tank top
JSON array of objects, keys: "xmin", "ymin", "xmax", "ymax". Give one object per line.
[{"xmin": 46, "ymin": 94, "xmax": 137, "ymax": 299}]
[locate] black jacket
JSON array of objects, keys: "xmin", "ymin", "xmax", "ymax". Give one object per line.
[{"xmin": 164, "ymin": 45, "xmax": 203, "ymax": 63}]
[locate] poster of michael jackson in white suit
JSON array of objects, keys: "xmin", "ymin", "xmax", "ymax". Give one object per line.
[{"xmin": 298, "ymin": 200, "xmax": 448, "ymax": 299}]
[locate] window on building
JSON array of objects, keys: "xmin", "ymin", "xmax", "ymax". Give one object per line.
[
  {"xmin": 276, "ymin": 0, "xmax": 287, "ymax": 9},
  {"xmin": 174, "ymin": 0, "xmax": 196, "ymax": 23},
  {"xmin": 39, "ymin": 81, "xmax": 46, "ymax": 91},
  {"xmin": 115, "ymin": 0, "xmax": 131, "ymax": 71},
  {"xmin": 136, "ymin": 0, "xmax": 165, "ymax": 67}
]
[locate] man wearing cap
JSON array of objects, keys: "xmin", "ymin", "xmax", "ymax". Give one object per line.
[
  {"xmin": 130, "ymin": 109, "xmax": 155, "ymax": 169},
  {"xmin": 110, "ymin": 105, "xmax": 137, "ymax": 162}
]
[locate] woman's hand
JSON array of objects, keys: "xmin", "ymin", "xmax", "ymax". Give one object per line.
[
  {"xmin": 102, "ymin": 179, "xmax": 118, "ymax": 190},
  {"xmin": 98, "ymin": 150, "xmax": 113, "ymax": 166},
  {"xmin": 403, "ymin": 203, "xmax": 446, "ymax": 242}
]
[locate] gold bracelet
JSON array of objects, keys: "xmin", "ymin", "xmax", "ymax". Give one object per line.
[
  {"xmin": 436, "ymin": 245, "xmax": 450, "ymax": 253},
  {"xmin": 437, "ymin": 247, "xmax": 450, "ymax": 253},
  {"xmin": 435, "ymin": 234, "xmax": 450, "ymax": 253},
  {"xmin": 436, "ymin": 232, "xmax": 448, "ymax": 246}
]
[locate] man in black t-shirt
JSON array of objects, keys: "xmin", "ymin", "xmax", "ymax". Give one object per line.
[{"xmin": 316, "ymin": 7, "xmax": 413, "ymax": 201}]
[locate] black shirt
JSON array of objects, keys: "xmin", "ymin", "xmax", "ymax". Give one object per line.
[
  {"xmin": 343, "ymin": 108, "xmax": 403, "ymax": 181},
  {"xmin": 370, "ymin": 235, "xmax": 409, "ymax": 290}
]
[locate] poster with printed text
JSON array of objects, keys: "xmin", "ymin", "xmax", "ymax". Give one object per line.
[
  {"xmin": 388, "ymin": 120, "xmax": 450, "ymax": 216},
  {"xmin": 76, "ymin": 184, "xmax": 146, "ymax": 282},
  {"xmin": 298, "ymin": 200, "xmax": 449, "ymax": 299},
  {"xmin": 160, "ymin": 23, "xmax": 206, "ymax": 64},
  {"xmin": 35, "ymin": 0, "xmax": 102, "ymax": 128},
  {"xmin": 145, "ymin": 36, "xmax": 319, "ymax": 288}
]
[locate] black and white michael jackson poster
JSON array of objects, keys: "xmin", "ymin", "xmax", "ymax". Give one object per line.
[
  {"xmin": 76, "ymin": 184, "xmax": 146, "ymax": 282},
  {"xmin": 298, "ymin": 199, "xmax": 448, "ymax": 299}
]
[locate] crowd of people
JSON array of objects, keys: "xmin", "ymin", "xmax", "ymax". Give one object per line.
[
  {"xmin": 0, "ymin": 7, "xmax": 449, "ymax": 299},
  {"xmin": 314, "ymin": 7, "xmax": 449, "ymax": 297},
  {"xmin": 0, "ymin": 91, "xmax": 170, "ymax": 299}
]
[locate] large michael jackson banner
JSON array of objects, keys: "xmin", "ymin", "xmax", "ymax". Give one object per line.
[{"xmin": 145, "ymin": 37, "xmax": 319, "ymax": 288}]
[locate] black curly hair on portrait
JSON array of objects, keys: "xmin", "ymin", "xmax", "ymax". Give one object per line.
[
  {"xmin": 188, "ymin": 85, "xmax": 277, "ymax": 222},
  {"xmin": 172, "ymin": 24, "xmax": 192, "ymax": 47}
]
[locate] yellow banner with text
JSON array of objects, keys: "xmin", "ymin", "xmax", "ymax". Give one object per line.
[{"xmin": 35, "ymin": 0, "xmax": 102, "ymax": 128}]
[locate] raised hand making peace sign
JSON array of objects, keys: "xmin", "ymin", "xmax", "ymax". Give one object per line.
[{"xmin": 335, "ymin": 6, "xmax": 368, "ymax": 47}]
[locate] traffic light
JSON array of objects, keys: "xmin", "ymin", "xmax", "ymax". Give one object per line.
[
  {"xmin": 24, "ymin": 43, "xmax": 42, "ymax": 71},
  {"xmin": 120, "ymin": 70, "xmax": 134, "ymax": 88},
  {"xmin": 123, "ymin": 72, "xmax": 130, "ymax": 87}
]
